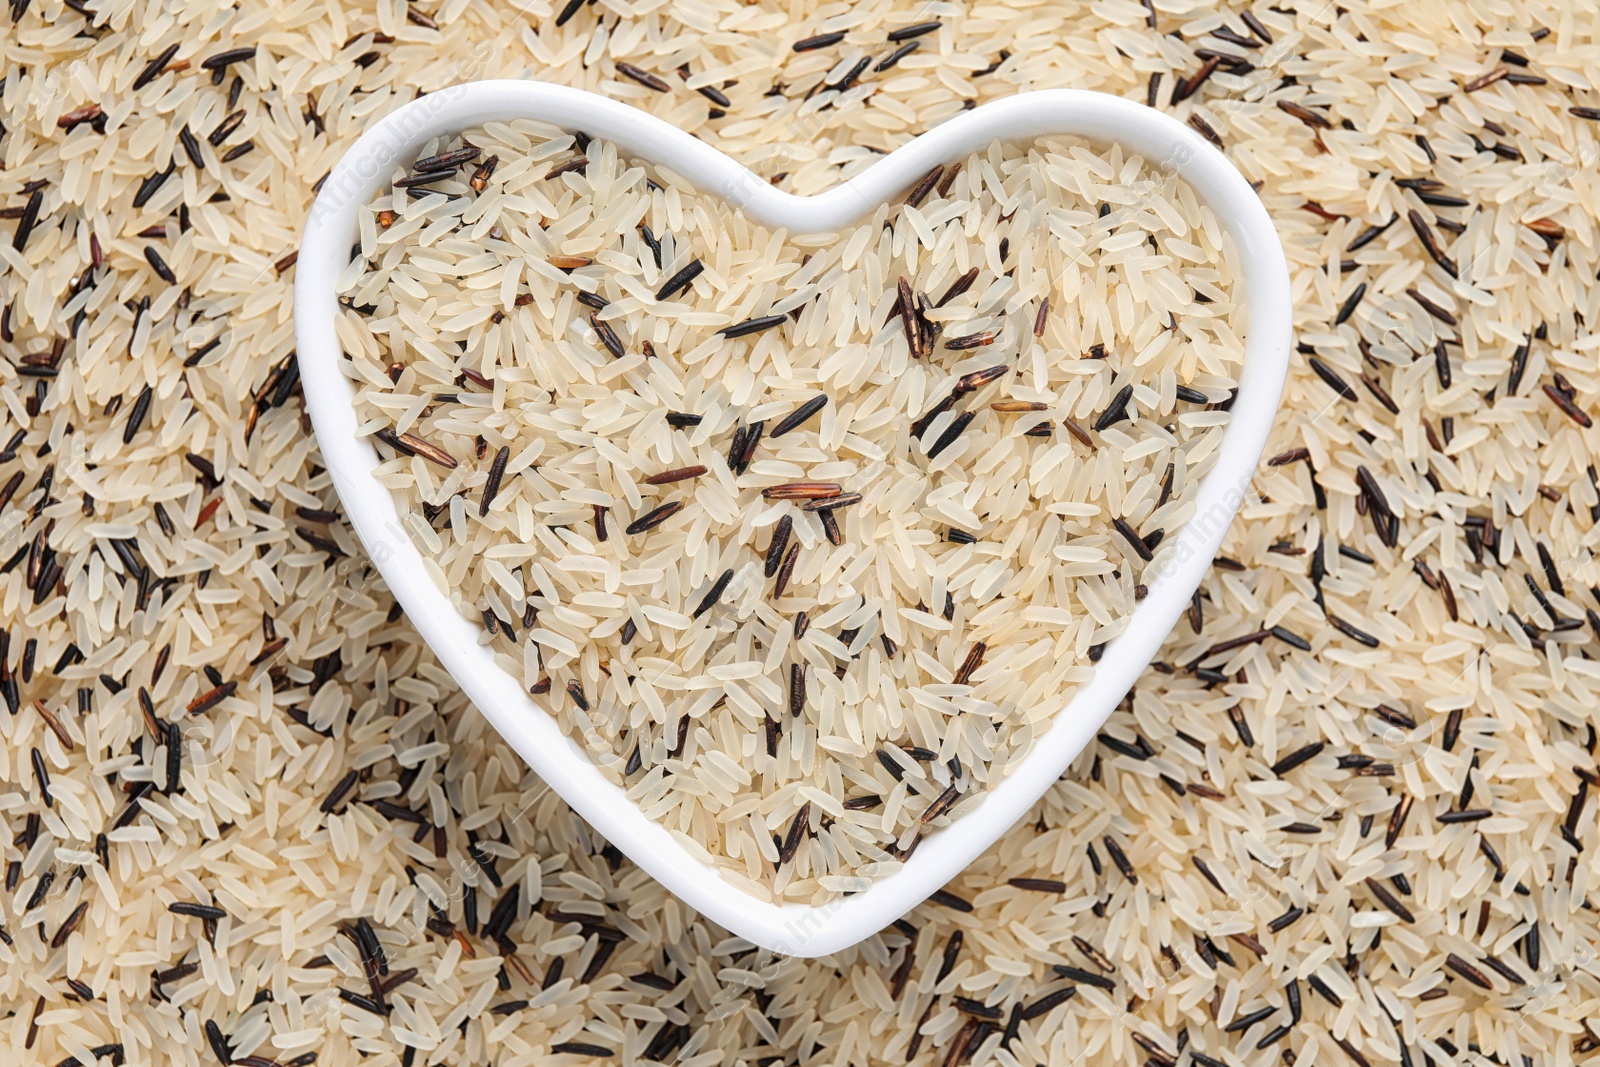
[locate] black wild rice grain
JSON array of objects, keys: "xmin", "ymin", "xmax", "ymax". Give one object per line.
[
  {"xmin": 337, "ymin": 987, "xmax": 388, "ymax": 1016},
  {"xmin": 1536, "ymin": 541, "xmax": 1564, "ymax": 595},
  {"xmin": 952, "ymin": 365, "xmax": 1007, "ymax": 397},
  {"xmin": 1328, "ymin": 614, "xmax": 1379, "ymax": 647},
  {"xmin": 1021, "ymin": 986, "xmax": 1077, "ymax": 1020},
  {"xmin": 1234, "ymin": 9, "xmax": 1272, "ymax": 43},
  {"xmin": 1478, "ymin": 953, "xmax": 1526, "ymax": 986},
  {"xmin": 1463, "ymin": 66, "xmax": 1509, "ymax": 92},
  {"xmin": 1224, "ymin": 1006, "xmax": 1275, "ymax": 1033},
  {"xmin": 1094, "ymin": 384, "xmax": 1134, "ymax": 430},
  {"xmin": 786, "ymin": 662, "xmax": 808, "ymax": 718},
  {"xmin": 187, "ymin": 680, "xmax": 236, "ymax": 715},
  {"xmin": 51, "ymin": 902, "xmax": 88, "ymax": 947},
  {"xmin": 625, "ymin": 500, "xmax": 683, "ymax": 535},
  {"xmin": 952, "ymin": 997, "xmax": 1003, "ymax": 1020},
  {"xmin": 1051, "ymin": 962, "xmax": 1116, "ymax": 990},
  {"xmin": 925, "ymin": 411, "xmax": 975, "ymax": 459},
  {"xmin": 874, "ymin": 41, "xmax": 919, "ymax": 72},
  {"xmin": 1175, "ymin": 57, "xmax": 1221, "ymax": 102},
  {"xmin": 10, "ymin": 189, "xmax": 43, "ymax": 253},
  {"xmin": 208, "ymin": 109, "xmax": 246, "ymax": 146},
  {"xmin": 1374, "ymin": 704, "xmax": 1416, "ymax": 729},
  {"xmin": 1407, "ymin": 209, "xmax": 1458, "ymax": 276},
  {"xmin": 909, "ymin": 395, "xmax": 955, "ymax": 439},
  {"xmin": 1268, "ymin": 625, "xmax": 1311, "ymax": 651},
  {"xmin": 165, "ymin": 720, "xmax": 182, "ymax": 792},
  {"xmin": 132, "ymin": 42, "xmax": 182, "ymax": 90},
  {"xmin": 654, "ymin": 259, "xmax": 704, "ymax": 300},
  {"xmin": 692, "ymin": 569, "xmax": 734, "ymax": 619},
  {"xmin": 132, "ymin": 164, "xmax": 175, "ymax": 208},
  {"xmin": 1101, "ymin": 836, "xmax": 1137, "ymax": 883},
  {"xmin": 639, "ymin": 226, "xmax": 662, "ymax": 269},
  {"xmin": 936, "ymin": 266, "xmax": 979, "ymax": 307},
  {"xmin": 888, "ymin": 19, "xmax": 939, "ymax": 40},
  {"xmin": 565, "ymin": 680, "xmax": 588, "ymax": 711},
  {"xmin": 319, "ymin": 768, "xmax": 359, "ymax": 813},
  {"xmin": 1057, "ymin": 417, "xmax": 1092, "ymax": 448},
  {"xmin": 144, "ymin": 246, "xmax": 177, "ymax": 284},
  {"xmin": 470, "ymin": 155, "xmax": 500, "ymax": 191},
  {"xmin": 1543, "ymin": 383, "xmax": 1592, "ymax": 427},
  {"xmin": 719, "ymin": 314, "xmax": 787, "ymax": 338},
  {"xmin": 928, "ymin": 888, "xmax": 972, "ymax": 911},
  {"xmin": 1415, "ymin": 189, "xmax": 1469, "ymax": 208},
  {"xmin": 1112, "ymin": 517, "xmax": 1153, "ymax": 561},
  {"xmin": 943, "ymin": 329, "xmax": 995, "ymax": 351},
  {"xmin": 1386, "ymin": 794, "xmax": 1413, "ymax": 847},
  {"xmin": 25, "ymin": 870, "xmax": 55, "ymax": 912},
  {"xmin": 204, "ymin": 1019, "xmax": 234, "ymax": 1063},
  {"xmin": 32, "ymin": 747, "xmax": 51, "ymax": 806},
  {"xmin": 412, "ymin": 145, "xmax": 480, "ymax": 172},
  {"xmin": 549, "ymin": 1043, "xmax": 613, "ymax": 1057},
  {"xmin": 770, "ymin": 394, "xmax": 828, "ymax": 437},
  {"xmin": 903, "ymin": 165, "xmax": 943, "ymax": 207},
  {"xmin": 1334, "ymin": 282, "xmax": 1366, "ymax": 324},
  {"xmin": 589, "ymin": 313, "xmax": 625, "ymax": 358},
  {"xmin": 827, "ymin": 56, "xmax": 871, "ymax": 92},
  {"xmin": 1308, "ymin": 356, "xmax": 1358, "ymax": 400},
  {"xmin": 1346, "ymin": 212, "xmax": 1398, "ymax": 252},
  {"xmin": 645, "ymin": 465, "xmax": 707, "ymax": 485},
  {"xmin": 615, "ymin": 61, "xmax": 670, "ymax": 92},
  {"xmin": 735, "ymin": 420, "xmax": 763, "ymax": 473},
  {"xmin": 773, "ymin": 542, "xmax": 799, "ymax": 597},
  {"xmin": 1271, "ymin": 742, "xmax": 1325, "ymax": 776},
  {"xmin": 1267, "ymin": 447, "xmax": 1309, "ymax": 466},
  {"xmin": 1508, "ymin": 337, "xmax": 1531, "ymax": 394},
  {"xmin": 953, "ymin": 641, "xmax": 986, "ymax": 686},
  {"xmin": 1187, "ymin": 113, "xmax": 1222, "ymax": 146},
  {"xmin": 779, "ymin": 802, "xmax": 810, "ymax": 863},
  {"xmin": 396, "ymin": 168, "xmax": 455, "ymax": 188},
  {"xmin": 201, "ymin": 46, "xmax": 257, "ymax": 70},
  {"xmin": 1444, "ymin": 954, "xmax": 1494, "ymax": 990},
  {"xmin": 794, "ymin": 488, "xmax": 860, "ymax": 513},
  {"xmin": 1098, "ymin": 732, "xmax": 1150, "ymax": 761},
  {"xmin": 166, "ymin": 900, "xmax": 229, "ymax": 921},
  {"xmin": 154, "ymin": 961, "xmax": 200, "ymax": 987},
  {"xmin": 793, "ymin": 31, "xmax": 845, "ymax": 51},
  {"xmin": 920, "ymin": 783, "xmax": 960, "ymax": 824},
  {"xmin": 764, "ymin": 516, "xmax": 793, "ymax": 577},
  {"xmin": 718, "ymin": 426, "xmax": 749, "ymax": 474},
  {"xmin": 1255, "ymin": 1025, "xmax": 1292, "ymax": 1049},
  {"xmin": 1008, "ymin": 877, "xmax": 1067, "ymax": 893},
  {"xmin": 1364, "ymin": 877, "xmax": 1415, "ymax": 923}
]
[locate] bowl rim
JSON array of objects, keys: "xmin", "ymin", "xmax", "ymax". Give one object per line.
[{"xmin": 294, "ymin": 82, "xmax": 1291, "ymax": 958}]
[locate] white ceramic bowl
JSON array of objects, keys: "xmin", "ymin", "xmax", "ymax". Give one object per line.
[{"xmin": 295, "ymin": 83, "xmax": 1290, "ymax": 957}]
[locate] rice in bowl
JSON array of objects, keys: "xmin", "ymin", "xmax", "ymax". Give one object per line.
[{"xmin": 342, "ymin": 122, "xmax": 1243, "ymax": 902}]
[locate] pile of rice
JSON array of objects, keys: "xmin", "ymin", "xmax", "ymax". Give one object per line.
[
  {"xmin": 342, "ymin": 123, "xmax": 1241, "ymax": 902},
  {"xmin": 1, "ymin": 1, "xmax": 1598, "ymax": 1065}
]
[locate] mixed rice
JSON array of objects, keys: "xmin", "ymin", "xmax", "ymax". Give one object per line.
[{"xmin": 1, "ymin": 0, "xmax": 1598, "ymax": 1064}]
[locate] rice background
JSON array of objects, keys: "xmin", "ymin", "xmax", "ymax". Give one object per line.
[{"xmin": 2, "ymin": 1, "xmax": 1599, "ymax": 1066}]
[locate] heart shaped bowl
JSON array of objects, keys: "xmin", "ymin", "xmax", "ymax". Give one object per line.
[{"xmin": 295, "ymin": 83, "xmax": 1290, "ymax": 957}]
